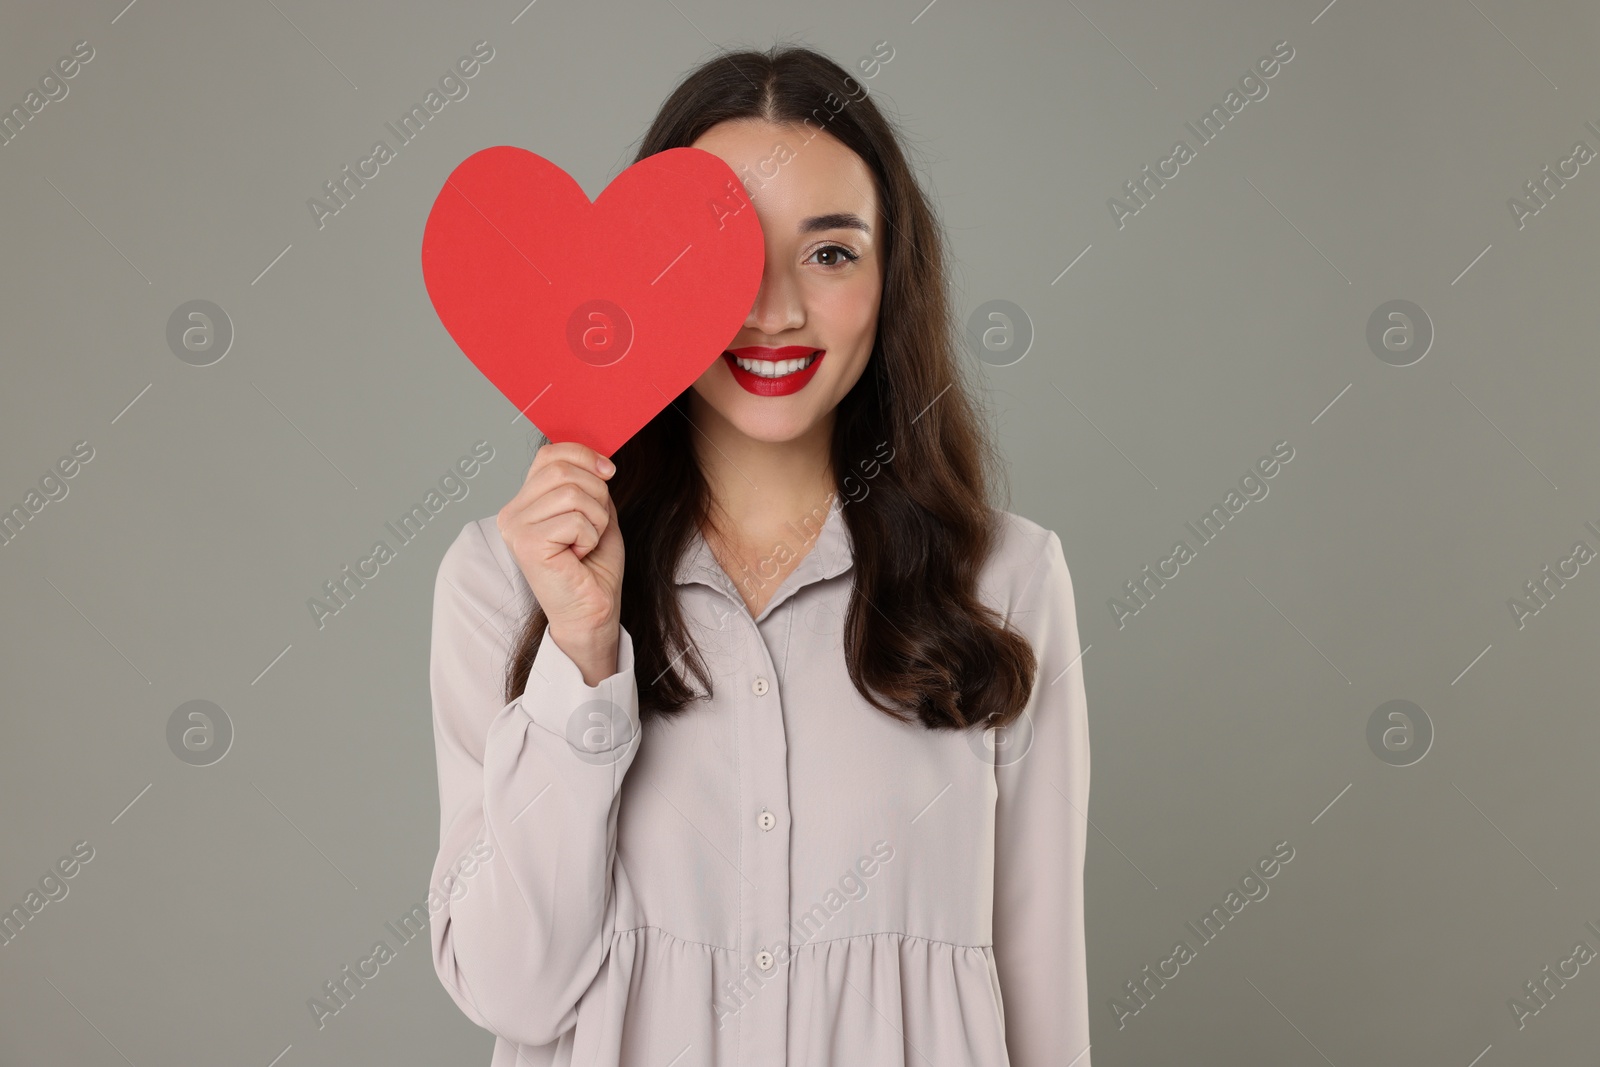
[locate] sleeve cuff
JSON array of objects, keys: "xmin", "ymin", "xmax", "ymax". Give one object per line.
[{"xmin": 520, "ymin": 624, "xmax": 640, "ymax": 755}]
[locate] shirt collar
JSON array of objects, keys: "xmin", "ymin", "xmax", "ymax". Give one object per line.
[{"xmin": 673, "ymin": 495, "xmax": 854, "ymax": 617}]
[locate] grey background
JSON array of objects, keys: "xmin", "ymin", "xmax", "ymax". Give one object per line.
[{"xmin": 1, "ymin": 0, "xmax": 1596, "ymax": 1064}]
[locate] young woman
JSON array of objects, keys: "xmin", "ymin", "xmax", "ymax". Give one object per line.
[{"xmin": 427, "ymin": 45, "xmax": 1091, "ymax": 1067}]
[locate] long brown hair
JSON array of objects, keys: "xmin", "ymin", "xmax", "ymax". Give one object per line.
[{"xmin": 505, "ymin": 43, "xmax": 1037, "ymax": 731}]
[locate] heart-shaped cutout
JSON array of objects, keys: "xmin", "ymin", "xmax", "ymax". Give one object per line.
[{"xmin": 421, "ymin": 145, "xmax": 765, "ymax": 456}]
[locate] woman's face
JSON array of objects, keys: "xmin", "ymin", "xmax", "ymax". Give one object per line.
[{"xmin": 686, "ymin": 118, "xmax": 884, "ymax": 445}]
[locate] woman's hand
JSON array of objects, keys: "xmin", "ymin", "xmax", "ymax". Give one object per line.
[{"xmin": 497, "ymin": 442, "xmax": 624, "ymax": 685}]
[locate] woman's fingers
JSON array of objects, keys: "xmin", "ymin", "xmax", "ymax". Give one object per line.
[
  {"xmin": 496, "ymin": 442, "xmax": 624, "ymax": 648},
  {"xmin": 535, "ymin": 510, "xmax": 601, "ymax": 561},
  {"xmin": 508, "ymin": 480, "xmax": 609, "ymax": 539},
  {"xmin": 526, "ymin": 442, "xmax": 613, "ymax": 491},
  {"xmin": 505, "ymin": 457, "xmax": 611, "ymax": 524}
]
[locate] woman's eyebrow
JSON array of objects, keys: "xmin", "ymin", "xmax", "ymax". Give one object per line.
[{"xmin": 799, "ymin": 212, "xmax": 871, "ymax": 235}]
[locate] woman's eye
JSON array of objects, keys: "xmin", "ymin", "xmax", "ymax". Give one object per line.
[{"xmin": 808, "ymin": 244, "xmax": 859, "ymax": 269}]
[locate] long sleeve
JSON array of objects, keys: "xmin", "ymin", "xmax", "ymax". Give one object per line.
[
  {"xmin": 427, "ymin": 519, "xmax": 642, "ymax": 1048},
  {"xmin": 992, "ymin": 530, "xmax": 1093, "ymax": 1067}
]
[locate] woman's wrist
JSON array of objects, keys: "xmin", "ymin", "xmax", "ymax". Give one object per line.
[{"xmin": 546, "ymin": 622, "xmax": 621, "ymax": 687}]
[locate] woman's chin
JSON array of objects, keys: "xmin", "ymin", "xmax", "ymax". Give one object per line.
[
  {"xmin": 690, "ymin": 385, "xmax": 832, "ymax": 444},
  {"xmin": 723, "ymin": 410, "xmax": 826, "ymax": 445}
]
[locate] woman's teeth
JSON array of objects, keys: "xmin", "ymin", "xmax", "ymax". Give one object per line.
[{"xmin": 733, "ymin": 353, "xmax": 817, "ymax": 378}]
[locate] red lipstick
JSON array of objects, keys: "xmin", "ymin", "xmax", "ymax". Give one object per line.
[{"xmin": 723, "ymin": 346, "xmax": 825, "ymax": 397}]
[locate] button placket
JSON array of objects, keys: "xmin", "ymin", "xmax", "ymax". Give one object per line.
[{"xmin": 727, "ymin": 592, "xmax": 791, "ymax": 1064}]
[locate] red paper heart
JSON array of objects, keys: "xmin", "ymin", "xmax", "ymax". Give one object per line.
[{"xmin": 421, "ymin": 145, "xmax": 765, "ymax": 456}]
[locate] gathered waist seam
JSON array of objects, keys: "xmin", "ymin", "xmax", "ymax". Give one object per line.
[
  {"xmin": 792, "ymin": 929, "xmax": 995, "ymax": 951},
  {"xmin": 610, "ymin": 924, "xmax": 995, "ymax": 954}
]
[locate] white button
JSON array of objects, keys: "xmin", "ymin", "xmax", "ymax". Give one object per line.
[
  {"xmin": 751, "ymin": 676, "xmax": 769, "ymax": 696},
  {"xmin": 757, "ymin": 810, "xmax": 776, "ymax": 831},
  {"xmin": 756, "ymin": 950, "xmax": 774, "ymax": 971}
]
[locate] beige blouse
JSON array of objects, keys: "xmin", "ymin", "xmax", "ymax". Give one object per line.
[{"xmin": 427, "ymin": 497, "xmax": 1091, "ymax": 1066}]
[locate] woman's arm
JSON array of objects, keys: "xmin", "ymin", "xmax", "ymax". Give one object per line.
[
  {"xmin": 993, "ymin": 530, "xmax": 1093, "ymax": 1067},
  {"xmin": 427, "ymin": 519, "xmax": 641, "ymax": 1047}
]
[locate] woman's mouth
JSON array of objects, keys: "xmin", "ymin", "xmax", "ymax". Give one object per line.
[{"xmin": 723, "ymin": 346, "xmax": 825, "ymax": 397}]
